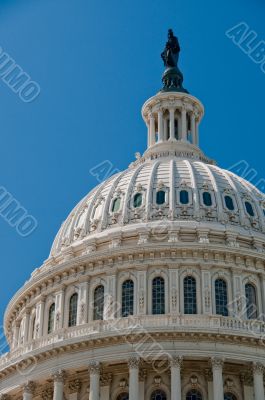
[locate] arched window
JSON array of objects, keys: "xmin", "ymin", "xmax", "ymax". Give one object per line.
[
  {"xmin": 202, "ymin": 191, "xmax": 212, "ymax": 207},
  {"xmin": 133, "ymin": 193, "xmax": 143, "ymax": 208},
  {"xmin": 151, "ymin": 390, "xmax": 167, "ymax": 400},
  {"xmin": 112, "ymin": 198, "xmax": 121, "ymax": 213},
  {"xmin": 48, "ymin": 303, "xmax": 55, "ymax": 334},
  {"xmin": 215, "ymin": 279, "xmax": 228, "ymax": 317},
  {"xmin": 245, "ymin": 201, "xmax": 255, "ymax": 217},
  {"xmin": 184, "ymin": 276, "xmax": 197, "ymax": 314},
  {"xmin": 122, "ymin": 280, "xmax": 134, "ymax": 317},
  {"xmin": 245, "ymin": 283, "xmax": 258, "ymax": 319},
  {"xmin": 93, "ymin": 285, "xmax": 105, "ymax": 320},
  {"xmin": 224, "ymin": 394, "xmax": 237, "ymax": 400},
  {"xmin": 186, "ymin": 390, "xmax": 202, "ymax": 400},
  {"xmin": 225, "ymin": 195, "xmax": 235, "ymax": 211},
  {"xmin": 152, "ymin": 277, "xmax": 165, "ymax": 315},
  {"xmin": 180, "ymin": 190, "xmax": 189, "ymax": 205},
  {"xmin": 116, "ymin": 393, "xmax": 129, "ymax": 400},
  {"xmin": 69, "ymin": 293, "xmax": 78, "ymax": 327},
  {"xmin": 156, "ymin": 190, "xmax": 166, "ymax": 205}
]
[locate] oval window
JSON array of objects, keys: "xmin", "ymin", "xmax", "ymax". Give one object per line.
[
  {"xmin": 245, "ymin": 201, "xmax": 254, "ymax": 217},
  {"xmin": 225, "ymin": 195, "xmax": 235, "ymax": 211},
  {"xmin": 112, "ymin": 198, "xmax": 121, "ymax": 213},
  {"xmin": 203, "ymin": 191, "xmax": 212, "ymax": 207},
  {"xmin": 180, "ymin": 190, "xmax": 189, "ymax": 205},
  {"xmin": 133, "ymin": 193, "xmax": 142, "ymax": 208},
  {"xmin": 156, "ymin": 190, "xmax": 166, "ymax": 205}
]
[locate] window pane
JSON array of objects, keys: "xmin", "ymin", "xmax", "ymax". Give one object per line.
[
  {"xmin": 48, "ymin": 303, "xmax": 55, "ymax": 334},
  {"xmin": 215, "ymin": 279, "xmax": 228, "ymax": 316},
  {"xmin": 180, "ymin": 190, "xmax": 189, "ymax": 205},
  {"xmin": 112, "ymin": 198, "xmax": 121, "ymax": 212},
  {"xmin": 184, "ymin": 276, "xmax": 197, "ymax": 314},
  {"xmin": 245, "ymin": 201, "xmax": 254, "ymax": 217},
  {"xmin": 133, "ymin": 193, "xmax": 142, "ymax": 208},
  {"xmin": 93, "ymin": 285, "xmax": 105, "ymax": 320},
  {"xmin": 152, "ymin": 277, "xmax": 165, "ymax": 315},
  {"xmin": 203, "ymin": 192, "xmax": 212, "ymax": 206},
  {"xmin": 156, "ymin": 191, "xmax": 166, "ymax": 205},
  {"xmin": 117, "ymin": 394, "xmax": 129, "ymax": 400},
  {"xmin": 186, "ymin": 391, "xmax": 202, "ymax": 400},
  {"xmin": 225, "ymin": 195, "xmax": 235, "ymax": 211},
  {"xmin": 151, "ymin": 390, "xmax": 167, "ymax": 400},
  {"xmin": 245, "ymin": 283, "xmax": 258, "ymax": 319},
  {"xmin": 224, "ymin": 394, "xmax": 237, "ymax": 400},
  {"xmin": 69, "ymin": 293, "xmax": 78, "ymax": 327},
  {"xmin": 122, "ymin": 280, "xmax": 134, "ymax": 317}
]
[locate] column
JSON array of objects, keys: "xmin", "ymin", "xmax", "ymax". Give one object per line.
[
  {"xmin": 53, "ymin": 370, "xmax": 65, "ymax": 400},
  {"xmin": 89, "ymin": 361, "xmax": 101, "ymax": 400},
  {"xmin": 253, "ymin": 363, "xmax": 265, "ymax": 400},
  {"xmin": 23, "ymin": 309, "xmax": 31, "ymax": 344},
  {"xmin": 157, "ymin": 110, "xmax": 164, "ymax": 142},
  {"xmin": 211, "ymin": 357, "xmax": 224, "ymax": 400},
  {"xmin": 163, "ymin": 118, "xmax": 169, "ymax": 141},
  {"xmin": 170, "ymin": 356, "xmax": 183, "ymax": 400},
  {"xmin": 191, "ymin": 114, "xmax": 196, "ymax": 145},
  {"xmin": 13, "ymin": 321, "xmax": 20, "ymax": 349},
  {"xmin": 100, "ymin": 373, "xmax": 112, "ymax": 400},
  {"xmin": 169, "ymin": 108, "xmax": 175, "ymax": 141},
  {"xmin": 195, "ymin": 118, "xmax": 199, "ymax": 146},
  {"xmin": 36, "ymin": 296, "xmax": 46, "ymax": 338},
  {"xmin": 149, "ymin": 113, "xmax": 156, "ymax": 146},
  {"xmin": 181, "ymin": 107, "xmax": 187, "ymax": 141},
  {"xmin": 128, "ymin": 357, "xmax": 140, "ymax": 400},
  {"xmin": 55, "ymin": 286, "xmax": 65, "ymax": 330},
  {"xmin": 204, "ymin": 369, "xmax": 213, "ymax": 400},
  {"xmin": 77, "ymin": 280, "xmax": 89, "ymax": 325},
  {"xmin": 201, "ymin": 271, "xmax": 212, "ymax": 315},
  {"xmin": 23, "ymin": 382, "xmax": 35, "ymax": 400}
]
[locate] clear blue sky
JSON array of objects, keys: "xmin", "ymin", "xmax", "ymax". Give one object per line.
[{"xmin": 0, "ymin": 0, "xmax": 264, "ymax": 336}]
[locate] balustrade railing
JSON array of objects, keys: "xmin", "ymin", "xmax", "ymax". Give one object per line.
[{"xmin": 1, "ymin": 314, "xmax": 265, "ymax": 368}]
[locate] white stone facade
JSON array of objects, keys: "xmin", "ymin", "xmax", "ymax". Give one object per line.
[{"xmin": 1, "ymin": 82, "xmax": 265, "ymax": 400}]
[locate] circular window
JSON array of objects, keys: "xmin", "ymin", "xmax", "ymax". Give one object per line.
[
  {"xmin": 224, "ymin": 195, "xmax": 235, "ymax": 211},
  {"xmin": 151, "ymin": 390, "xmax": 167, "ymax": 400}
]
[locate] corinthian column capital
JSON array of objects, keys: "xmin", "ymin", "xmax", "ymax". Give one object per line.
[
  {"xmin": 88, "ymin": 360, "xmax": 101, "ymax": 375},
  {"xmin": 23, "ymin": 381, "xmax": 36, "ymax": 394},
  {"xmin": 253, "ymin": 362, "xmax": 264, "ymax": 375},
  {"xmin": 128, "ymin": 356, "xmax": 140, "ymax": 369},
  {"xmin": 210, "ymin": 357, "xmax": 224, "ymax": 371},
  {"xmin": 170, "ymin": 355, "xmax": 183, "ymax": 369},
  {"xmin": 52, "ymin": 369, "xmax": 66, "ymax": 383}
]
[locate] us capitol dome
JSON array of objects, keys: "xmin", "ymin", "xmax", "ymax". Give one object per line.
[{"xmin": 1, "ymin": 30, "xmax": 265, "ymax": 400}]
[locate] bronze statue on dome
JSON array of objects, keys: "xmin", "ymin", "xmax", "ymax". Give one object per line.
[{"xmin": 161, "ymin": 29, "xmax": 181, "ymax": 68}]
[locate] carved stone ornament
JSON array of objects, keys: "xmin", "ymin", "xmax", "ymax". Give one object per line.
[
  {"xmin": 119, "ymin": 378, "xmax": 128, "ymax": 389},
  {"xmin": 128, "ymin": 357, "xmax": 140, "ymax": 369},
  {"xmin": 41, "ymin": 387, "xmax": 53, "ymax": 400},
  {"xmin": 210, "ymin": 357, "xmax": 224, "ymax": 370},
  {"xmin": 88, "ymin": 360, "xmax": 101, "ymax": 375},
  {"xmin": 68, "ymin": 379, "xmax": 82, "ymax": 394},
  {"xmin": 100, "ymin": 373, "xmax": 112, "ymax": 386},
  {"xmin": 253, "ymin": 362, "xmax": 264, "ymax": 375},
  {"xmin": 190, "ymin": 375, "xmax": 199, "ymax": 389},
  {"xmin": 52, "ymin": 369, "xmax": 66, "ymax": 383},
  {"xmin": 154, "ymin": 376, "xmax": 162, "ymax": 386},
  {"xmin": 23, "ymin": 381, "xmax": 36, "ymax": 394},
  {"xmin": 170, "ymin": 356, "xmax": 183, "ymax": 369}
]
